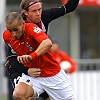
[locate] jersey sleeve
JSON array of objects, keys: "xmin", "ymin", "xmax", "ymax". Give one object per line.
[
  {"xmin": 26, "ymin": 24, "xmax": 49, "ymax": 43},
  {"xmin": 65, "ymin": 0, "xmax": 79, "ymax": 13},
  {"xmin": 3, "ymin": 30, "xmax": 8, "ymax": 43},
  {"xmin": 3, "ymin": 30, "xmax": 12, "ymax": 44},
  {"xmin": 42, "ymin": 0, "xmax": 79, "ymax": 22}
]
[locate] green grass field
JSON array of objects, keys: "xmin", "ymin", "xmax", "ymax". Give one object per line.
[{"xmin": 0, "ymin": 96, "xmax": 7, "ymax": 100}]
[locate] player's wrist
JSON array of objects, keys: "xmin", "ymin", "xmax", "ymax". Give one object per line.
[{"xmin": 30, "ymin": 52, "xmax": 38, "ymax": 59}]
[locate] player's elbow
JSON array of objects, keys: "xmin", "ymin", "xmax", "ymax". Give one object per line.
[
  {"xmin": 42, "ymin": 38, "xmax": 52, "ymax": 49},
  {"xmin": 46, "ymin": 39, "xmax": 52, "ymax": 48}
]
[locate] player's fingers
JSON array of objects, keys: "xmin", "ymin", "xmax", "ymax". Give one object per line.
[
  {"xmin": 28, "ymin": 68, "xmax": 41, "ymax": 73},
  {"xmin": 33, "ymin": 68, "xmax": 41, "ymax": 72},
  {"xmin": 28, "ymin": 68, "xmax": 41, "ymax": 77},
  {"xmin": 35, "ymin": 72, "xmax": 41, "ymax": 77},
  {"xmin": 17, "ymin": 56, "xmax": 24, "ymax": 63},
  {"xmin": 4, "ymin": 60, "xmax": 9, "ymax": 66},
  {"xmin": 31, "ymin": 72, "xmax": 41, "ymax": 77},
  {"xmin": 21, "ymin": 55, "xmax": 27, "ymax": 63},
  {"xmin": 21, "ymin": 55, "xmax": 32, "ymax": 63}
]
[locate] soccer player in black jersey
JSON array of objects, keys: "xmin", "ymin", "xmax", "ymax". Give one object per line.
[{"xmin": 5, "ymin": 0, "xmax": 79, "ymax": 100}]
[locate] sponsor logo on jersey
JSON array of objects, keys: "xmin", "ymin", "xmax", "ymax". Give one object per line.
[
  {"xmin": 26, "ymin": 42, "xmax": 33, "ymax": 51},
  {"xmin": 33, "ymin": 27, "xmax": 42, "ymax": 33}
]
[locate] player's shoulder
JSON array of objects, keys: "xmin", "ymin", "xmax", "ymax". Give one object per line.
[
  {"xmin": 3, "ymin": 30, "xmax": 9, "ymax": 35},
  {"xmin": 24, "ymin": 23, "xmax": 38, "ymax": 31},
  {"xmin": 25, "ymin": 23, "xmax": 43, "ymax": 34},
  {"xmin": 3, "ymin": 30, "xmax": 12, "ymax": 40},
  {"xmin": 24, "ymin": 23, "xmax": 34, "ymax": 28},
  {"xmin": 24, "ymin": 23, "xmax": 35, "ymax": 34}
]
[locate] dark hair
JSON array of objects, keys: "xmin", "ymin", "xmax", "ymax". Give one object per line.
[{"xmin": 6, "ymin": 12, "xmax": 23, "ymax": 24}]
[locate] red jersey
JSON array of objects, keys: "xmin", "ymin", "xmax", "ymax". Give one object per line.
[
  {"xmin": 52, "ymin": 50, "xmax": 76, "ymax": 73},
  {"xmin": 3, "ymin": 23, "xmax": 60, "ymax": 77}
]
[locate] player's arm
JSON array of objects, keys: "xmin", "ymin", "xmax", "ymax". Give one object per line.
[
  {"xmin": 34, "ymin": 38, "xmax": 52, "ymax": 56},
  {"xmin": 17, "ymin": 38, "xmax": 52, "ymax": 63},
  {"xmin": 17, "ymin": 24, "xmax": 52, "ymax": 63},
  {"xmin": 3, "ymin": 31, "xmax": 41, "ymax": 77},
  {"xmin": 42, "ymin": 0, "xmax": 79, "ymax": 21},
  {"xmin": 5, "ymin": 55, "xmax": 41, "ymax": 77},
  {"xmin": 65, "ymin": 0, "xmax": 79, "ymax": 13}
]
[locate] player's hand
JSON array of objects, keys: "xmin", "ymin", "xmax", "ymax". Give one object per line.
[
  {"xmin": 28, "ymin": 68, "xmax": 41, "ymax": 77},
  {"xmin": 4, "ymin": 60, "xmax": 11, "ymax": 68},
  {"xmin": 17, "ymin": 55, "xmax": 32, "ymax": 63},
  {"xmin": 4, "ymin": 60, "xmax": 9, "ymax": 66}
]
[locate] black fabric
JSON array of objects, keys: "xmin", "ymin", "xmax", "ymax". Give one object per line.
[
  {"xmin": 65, "ymin": 0, "xmax": 79, "ymax": 13},
  {"xmin": 6, "ymin": 55, "xmax": 29, "ymax": 88},
  {"xmin": 6, "ymin": 0, "xmax": 79, "ymax": 77},
  {"xmin": 8, "ymin": 78, "xmax": 14, "ymax": 100},
  {"xmin": 41, "ymin": 0, "xmax": 79, "ymax": 33},
  {"xmin": 6, "ymin": 0, "xmax": 79, "ymax": 99},
  {"xmin": 6, "ymin": 55, "xmax": 49, "ymax": 98},
  {"xmin": 40, "ymin": 91, "xmax": 50, "ymax": 99},
  {"xmin": 6, "ymin": 55, "xmax": 28, "ymax": 80}
]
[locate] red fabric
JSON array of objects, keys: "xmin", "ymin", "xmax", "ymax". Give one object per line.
[
  {"xmin": 61, "ymin": 0, "xmax": 100, "ymax": 6},
  {"xmin": 79, "ymin": 0, "xmax": 100, "ymax": 6},
  {"xmin": 25, "ymin": 20, "xmax": 42, "ymax": 28},
  {"xmin": 52, "ymin": 50, "xmax": 76, "ymax": 73},
  {"xmin": 3, "ymin": 23, "xmax": 60, "ymax": 77},
  {"xmin": 30, "ymin": 52, "xmax": 38, "ymax": 59},
  {"xmin": 61, "ymin": 0, "xmax": 68, "ymax": 5}
]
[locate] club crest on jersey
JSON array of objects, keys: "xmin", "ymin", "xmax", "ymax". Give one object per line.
[
  {"xmin": 26, "ymin": 42, "xmax": 33, "ymax": 51},
  {"xmin": 33, "ymin": 27, "xmax": 42, "ymax": 33}
]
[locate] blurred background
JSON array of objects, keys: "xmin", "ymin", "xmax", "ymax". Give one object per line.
[{"xmin": 0, "ymin": 0, "xmax": 100, "ymax": 100}]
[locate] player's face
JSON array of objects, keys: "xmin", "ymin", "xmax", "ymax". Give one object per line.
[
  {"xmin": 24, "ymin": 2, "xmax": 42, "ymax": 23},
  {"xmin": 6, "ymin": 20, "xmax": 25, "ymax": 40}
]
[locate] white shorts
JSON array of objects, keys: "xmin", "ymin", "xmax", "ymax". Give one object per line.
[{"xmin": 17, "ymin": 69, "xmax": 75, "ymax": 100}]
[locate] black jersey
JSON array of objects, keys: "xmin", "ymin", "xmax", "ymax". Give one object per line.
[
  {"xmin": 6, "ymin": 0, "xmax": 79, "ymax": 77},
  {"xmin": 41, "ymin": 0, "xmax": 79, "ymax": 33},
  {"xmin": 5, "ymin": 0, "xmax": 79, "ymax": 98}
]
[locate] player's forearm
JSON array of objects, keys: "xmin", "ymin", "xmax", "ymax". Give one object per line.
[
  {"xmin": 18, "ymin": 39, "xmax": 52, "ymax": 63},
  {"xmin": 65, "ymin": 0, "xmax": 79, "ymax": 13},
  {"xmin": 33, "ymin": 39, "xmax": 52, "ymax": 56},
  {"xmin": 38, "ymin": 39, "xmax": 52, "ymax": 54}
]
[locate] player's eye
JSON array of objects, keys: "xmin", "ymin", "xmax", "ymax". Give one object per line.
[
  {"xmin": 13, "ymin": 28, "xmax": 19, "ymax": 31},
  {"xmin": 7, "ymin": 29, "xmax": 12, "ymax": 32},
  {"xmin": 38, "ymin": 8, "xmax": 42, "ymax": 12},
  {"xmin": 32, "ymin": 10, "xmax": 37, "ymax": 13}
]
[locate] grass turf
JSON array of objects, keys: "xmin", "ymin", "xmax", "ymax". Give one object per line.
[{"xmin": 0, "ymin": 96, "xmax": 7, "ymax": 100}]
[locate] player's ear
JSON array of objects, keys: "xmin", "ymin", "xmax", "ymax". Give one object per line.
[
  {"xmin": 23, "ymin": 10, "xmax": 28, "ymax": 16},
  {"xmin": 22, "ymin": 20, "xmax": 25, "ymax": 25}
]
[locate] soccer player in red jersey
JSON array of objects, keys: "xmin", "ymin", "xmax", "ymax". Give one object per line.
[
  {"xmin": 3, "ymin": 12, "xmax": 75, "ymax": 100},
  {"xmin": 5, "ymin": 0, "xmax": 79, "ymax": 99}
]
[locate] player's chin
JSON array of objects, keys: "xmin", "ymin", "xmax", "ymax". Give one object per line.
[
  {"xmin": 14, "ymin": 37, "xmax": 20, "ymax": 40},
  {"xmin": 35, "ymin": 18, "xmax": 41, "ymax": 23}
]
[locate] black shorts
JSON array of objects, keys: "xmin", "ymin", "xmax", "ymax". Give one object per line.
[{"xmin": 6, "ymin": 55, "xmax": 26, "ymax": 88}]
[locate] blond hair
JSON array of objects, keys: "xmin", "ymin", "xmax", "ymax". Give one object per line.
[
  {"xmin": 20, "ymin": 0, "xmax": 41, "ymax": 10},
  {"xmin": 20, "ymin": 0, "xmax": 42, "ymax": 20}
]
